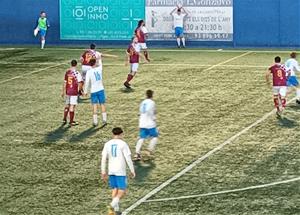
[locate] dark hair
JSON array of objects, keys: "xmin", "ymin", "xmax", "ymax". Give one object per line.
[
  {"xmin": 274, "ymin": 56, "xmax": 281, "ymax": 63},
  {"xmin": 40, "ymin": 11, "xmax": 46, "ymax": 14},
  {"xmin": 71, "ymin": 60, "xmax": 77, "ymax": 67},
  {"xmin": 146, "ymin": 90, "xmax": 154, "ymax": 99},
  {"xmin": 177, "ymin": 9, "xmax": 181, "ymax": 12},
  {"xmin": 290, "ymin": 52, "xmax": 297, "ymax": 58},
  {"xmin": 90, "ymin": 43, "xmax": 96, "ymax": 50},
  {"xmin": 138, "ymin": 20, "xmax": 144, "ymax": 27},
  {"xmin": 112, "ymin": 127, "xmax": 123, "ymax": 135},
  {"xmin": 89, "ymin": 58, "xmax": 96, "ymax": 66}
]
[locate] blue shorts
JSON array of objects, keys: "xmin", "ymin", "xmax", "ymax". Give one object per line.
[
  {"xmin": 287, "ymin": 76, "xmax": 299, "ymax": 87},
  {"xmin": 175, "ymin": 27, "xmax": 184, "ymax": 37},
  {"xmin": 109, "ymin": 175, "xmax": 127, "ymax": 190},
  {"xmin": 39, "ymin": 29, "xmax": 47, "ymax": 37},
  {"xmin": 91, "ymin": 90, "xmax": 106, "ymax": 104},
  {"xmin": 140, "ymin": 128, "xmax": 159, "ymax": 139}
]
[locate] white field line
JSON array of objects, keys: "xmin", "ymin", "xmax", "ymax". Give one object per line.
[
  {"xmin": 122, "ymin": 51, "xmax": 253, "ymax": 214},
  {"xmin": 145, "ymin": 176, "xmax": 300, "ymax": 203},
  {"xmin": 0, "ymin": 61, "xmax": 267, "ymax": 69},
  {"xmin": 0, "ymin": 62, "xmax": 68, "ymax": 84},
  {"xmin": 37, "ymin": 48, "xmax": 300, "ymax": 54},
  {"xmin": 123, "ymin": 96, "xmax": 297, "ymax": 214}
]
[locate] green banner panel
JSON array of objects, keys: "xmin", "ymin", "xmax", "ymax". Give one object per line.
[{"xmin": 60, "ymin": 0, "xmax": 145, "ymax": 40}]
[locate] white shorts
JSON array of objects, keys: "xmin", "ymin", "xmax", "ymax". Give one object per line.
[
  {"xmin": 82, "ymin": 65, "xmax": 92, "ymax": 81},
  {"xmin": 131, "ymin": 63, "xmax": 139, "ymax": 72},
  {"xmin": 65, "ymin": 95, "xmax": 78, "ymax": 105},
  {"xmin": 138, "ymin": 43, "xmax": 147, "ymax": 50},
  {"xmin": 272, "ymin": 86, "xmax": 287, "ymax": 97}
]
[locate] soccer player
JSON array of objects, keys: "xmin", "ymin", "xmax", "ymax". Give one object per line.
[
  {"xmin": 61, "ymin": 60, "xmax": 83, "ymax": 126},
  {"xmin": 83, "ymin": 58, "xmax": 107, "ymax": 126},
  {"xmin": 134, "ymin": 90, "xmax": 159, "ymax": 160},
  {"xmin": 170, "ymin": 5, "xmax": 188, "ymax": 48},
  {"xmin": 81, "ymin": 43, "xmax": 118, "ymax": 82},
  {"xmin": 135, "ymin": 20, "xmax": 151, "ymax": 62},
  {"xmin": 34, "ymin": 11, "xmax": 50, "ymax": 49},
  {"xmin": 123, "ymin": 36, "xmax": 147, "ymax": 89},
  {"xmin": 266, "ymin": 56, "xmax": 290, "ymax": 116},
  {"xmin": 101, "ymin": 127, "xmax": 135, "ymax": 215},
  {"xmin": 285, "ymin": 52, "xmax": 300, "ymax": 104}
]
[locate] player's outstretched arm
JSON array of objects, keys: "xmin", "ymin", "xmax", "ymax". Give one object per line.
[
  {"xmin": 102, "ymin": 53, "xmax": 118, "ymax": 58},
  {"xmin": 265, "ymin": 70, "xmax": 272, "ymax": 88}
]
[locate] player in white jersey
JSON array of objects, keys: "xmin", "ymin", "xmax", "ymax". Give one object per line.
[
  {"xmin": 134, "ymin": 90, "xmax": 159, "ymax": 161},
  {"xmin": 170, "ymin": 4, "xmax": 188, "ymax": 48},
  {"xmin": 285, "ymin": 52, "xmax": 300, "ymax": 104},
  {"xmin": 101, "ymin": 127, "xmax": 135, "ymax": 215},
  {"xmin": 83, "ymin": 59, "xmax": 107, "ymax": 126}
]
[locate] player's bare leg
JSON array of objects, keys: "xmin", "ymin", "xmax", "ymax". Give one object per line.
[
  {"xmin": 296, "ymin": 86, "xmax": 300, "ymax": 104},
  {"xmin": 41, "ymin": 36, "xmax": 45, "ymax": 49},
  {"xmin": 146, "ymin": 137, "xmax": 158, "ymax": 158},
  {"xmin": 176, "ymin": 37, "xmax": 181, "ymax": 48},
  {"xmin": 181, "ymin": 36, "xmax": 186, "ymax": 48},
  {"xmin": 100, "ymin": 104, "xmax": 107, "ymax": 125},
  {"xmin": 110, "ymin": 189, "xmax": 126, "ymax": 214},
  {"xmin": 63, "ymin": 104, "xmax": 70, "ymax": 124},
  {"xmin": 273, "ymin": 95, "xmax": 281, "ymax": 116},
  {"xmin": 134, "ymin": 138, "xmax": 144, "ymax": 160},
  {"xmin": 92, "ymin": 104, "xmax": 98, "ymax": 126},
  {"xmin": 143, "ymin": 50, "xmax": 150, "ymax": 62}
]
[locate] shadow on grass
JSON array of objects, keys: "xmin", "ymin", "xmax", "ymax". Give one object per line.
[
  {"xmin": 134, "ymin": 160, "xmax": 156, "ymax": 183},
  {"xmin": 69, "ymin": 124, "xmax": 107, "ymax": 142},
  {"xmin": 44, "ymin": 124, "xmax": 70, "ymax": 144},
  {"xmin": 120, "ymin": 88, "xmax": 135, "ymax": 93},
  {"xmin": 277, "ymin": 116, "xmax": 298, "ymax": 128}
]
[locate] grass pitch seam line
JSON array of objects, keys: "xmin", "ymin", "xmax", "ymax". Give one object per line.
[
  {"xmin": 145, "ymin": 176, "xmax": 300, "ymax": 202},
  {"xmin": 0, "ymin": 62, "xmax": 67, "ymax": 84},
  {"xmin": 123, "ymin": 97, "xmax": 296, "ymax": 214},
  {"xmin": 122, "ymin": 51, "xmax": 254, "ymax": 214}
]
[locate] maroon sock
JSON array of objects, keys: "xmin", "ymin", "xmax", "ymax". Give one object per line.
[
  {"xmin": 126, "ymin": 74, "xmax": 134, "ymax": 83},
  {"xmin": 69, "ymin": 111, "xmax": 75, "ymax": 123},
  {"xmin": 63, "ymin": 107, "xmax": 69, "ymax": 121}
]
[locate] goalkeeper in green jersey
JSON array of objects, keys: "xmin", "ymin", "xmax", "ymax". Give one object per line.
[{"xmin": 34, "ymin": 11, "xmax": 50, "ymax": 49}]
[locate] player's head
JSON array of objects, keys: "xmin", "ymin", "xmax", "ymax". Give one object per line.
[
  {"xmin": 90, "ymin": 43, "xmax": 96, "ymax": 50},
  {"xmin": 146, "ymin": 90, "xmax": 154, "ymax": 99},
  {"xmin": 290, "ymin": 52, "xmax": 297, "ymax": 59},
  {"xmin": 71, "ymin": 60, "xmax": 77, "ymax": 67},
  {"xmin": 138, "ymin": 20, "xmax": 145, "ymax": 27},
  {"xmin": 177, "ymin": 8, "xmax": 181, "ymax": 14},
  {"xmin": 112, "ymin": 127, "xmax": 123, "ymax": 137},
  {"xmin": 274, "ymin": 56, "xmax": 281, "ymax": 63},
  {"xmin": 89, "ymin": 58, "xmax": 96, "ymax": 67},
  {"xmin": 132, "ymin": 36, "xmax": 138, "ymax": 44},
  {"xmin": 40, "ymin": 11, "xmax": 46, "ymax": 18}
]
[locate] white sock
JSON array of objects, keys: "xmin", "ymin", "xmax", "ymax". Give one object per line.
[
  {"xmin": 110, "ymin": 197, "xmax": 120, "ymax": 211},
  {"xmin": 136, "ymin": 139, "xmax": 144, "ymax": 154},
  {"xmin": 296, "ymin": 89, "xmax": 300, "ymax": 100},
  {"xmin": 176, "ymin": 38, "xmax": 180, "ymax": 46},
  {"xmin": 41, "ymin": 40, "xmax": 45, "ymax": 49},
  {"xmin": 148, "ymin": 137, "xmax": 158, "ymax": 152},
  {"xmin": 182, "ymin": 37, "xmax": 186, "ymax": 47},
  {"xmin": 93, "ymin": 114, "xmax": 98, "ymax": 125},
  {"xmin": 102, "ymin": 112, "xmax": 107, "ymax": 122}
]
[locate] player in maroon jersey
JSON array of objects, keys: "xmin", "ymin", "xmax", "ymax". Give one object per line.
[
  {"xmin": 61, "ymin": 60, "xmax": 83, "ymax": 126},
  {"xmin": 80, "ymin": 44, "xmax": 98, "ymax": 83},
  {"xmin": 135, "ymin": 20, "xmax": 150, "ymax": 62},
  {"xmin": 123, "ymin": 36, "xmax": 147, "ymax": 89},
  {"xmin": 266, "ymin": 56, "xmax": 290, "ymax": 116}
]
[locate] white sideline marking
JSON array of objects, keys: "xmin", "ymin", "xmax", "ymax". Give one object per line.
[
  {"xmin": 123, "ymin": 97, "xmax": 296, "ymax": 214},
  {"xmin": 145, "ymin": 176, "xmax": 300, "ymax": 202},
  {"xmin": 0, "ymin": 62, "xmax": 67, "ymax": 84},
  {"xmin": 122, "ymin": 51, "xmax": 255, "ymax": 214}
]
